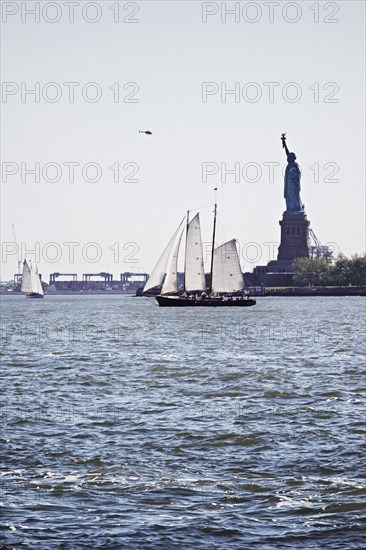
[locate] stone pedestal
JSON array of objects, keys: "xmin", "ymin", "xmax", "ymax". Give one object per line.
[{"xmin": 277, "ymin": 212, "xmax": 310, "ymax": 261}]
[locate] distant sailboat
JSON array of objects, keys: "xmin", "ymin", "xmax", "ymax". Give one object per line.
[
  {"xmin": 20, "ymin": 260, "xmax": 44, "ymax": 298},
  {"xmin": 143, "ymin": 204, "xmax": 256, "ymax": 307}
]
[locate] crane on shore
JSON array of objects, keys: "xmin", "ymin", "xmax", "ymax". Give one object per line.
[{"xmin": 309, "ymin": 229, "xmax": 331, "ymax": 259}]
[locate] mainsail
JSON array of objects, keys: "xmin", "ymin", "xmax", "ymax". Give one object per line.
[
  {"xmin": 211, "ymin": 239, "xmax": 244, "ymax": 293},
  {"xmin": 184, "ymin": 213, "xmax": 206, "ymax": 292},
  {"xmin": 143, "ymin": 219, "xmax": 184, "ymax": 293},
  {"xmin": 20, "ymin": 260, "xmax": 32, "ymax": 293},
  {"xmin": 161, "ymin": 226, "xmax": 184, "ymax": 295}
]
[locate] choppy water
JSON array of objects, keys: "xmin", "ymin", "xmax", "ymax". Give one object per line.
[{"xmin": 1, "ymin": 295, "xmax": 365, "ymax": 549}]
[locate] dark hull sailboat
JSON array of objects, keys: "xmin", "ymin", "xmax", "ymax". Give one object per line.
[
  {"xmin": 143, "ymin": 201, "xmax": 256, "ymax": 308},
  {"xmin": 156, "ymin": 295, "xmax": 256, "ymax": 307},
  {"xmin": 26, "ymin": 293, "xmax": 44, "ymax": 299}
]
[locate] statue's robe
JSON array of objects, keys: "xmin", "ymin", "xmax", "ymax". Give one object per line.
[{"xmin": 284, "ymin": 161, "xmax": 303, "ymax": 213}]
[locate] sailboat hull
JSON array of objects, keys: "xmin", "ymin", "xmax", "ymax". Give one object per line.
[
  {"xmin": 26, "ymin": 293, "xmax": 44, "ymax": 299},
  {"xmin": 156, "ymin": 295, "xmax": 256, "ymax": 307}
]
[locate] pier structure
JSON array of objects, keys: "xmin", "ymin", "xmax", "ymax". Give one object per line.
[
  {"xmin": 82, "ymin": 272, "xmax": 113, "ymax": 291},
  {"xmin": 46, "ymin": 272, "xmax": 149, "ymax": 293},
  {"xmin": 120, "ymin": 272, "xmax": 149, "ymax": 285}
]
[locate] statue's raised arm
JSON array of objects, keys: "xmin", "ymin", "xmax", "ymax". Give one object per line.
[
  {"xmin": 281, "ymin": 133, "xmax": 304, "ymax": 214},
  {"xmin": 281, "ymin": 133, "xmax": 290, "ymax": 159}
]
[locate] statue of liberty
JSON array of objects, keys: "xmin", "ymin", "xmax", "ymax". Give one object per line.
[{"xmin": 281, "ymin": 133, "xmax": 304, "ymax": 213}]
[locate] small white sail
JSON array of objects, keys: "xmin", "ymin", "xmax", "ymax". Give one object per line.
[
  {"xmin": 184, "ymin": 213, "xmax": 206, "ymax": 292},
  {"xmin": 212, "ymin": 239, "xmax": 244, "ymax": 293},
  {"xmin": 143, "ymin": 218, "xmax": 185, "ymax": 293},
  {"xmin": 34, "ymin": 267, "xmax": 44, "ymax": 295},
  {"xmin": 161, "ymin": 226, "xmax": 184, "ymax": 295},
  {"xmin": 20, "ymin": 260, "xmax": 32, "ymax": 293}
]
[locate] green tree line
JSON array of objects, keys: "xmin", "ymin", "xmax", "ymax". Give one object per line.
[{"xmin": 293, "ymin": 254, "xmax": 366, "ymax": 287}]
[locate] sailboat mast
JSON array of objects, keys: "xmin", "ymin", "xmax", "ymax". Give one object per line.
[
  {"xmin": 209, "ymin": 201, "xmax": 217, "ymax": 294},
  {"xmin": 12, "ymin": 224, "xmax": 21, "ymax": 275},
  {"xmin": 183, "ymin": 210, "xmax": 189, "ymax": 293}
]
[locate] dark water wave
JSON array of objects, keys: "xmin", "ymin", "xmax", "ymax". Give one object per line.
[{"xmin": 1, "ymin": 296, "xmax": 365, "ymax": 549}]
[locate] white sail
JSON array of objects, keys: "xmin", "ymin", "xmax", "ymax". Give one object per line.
[
  {"xmin": 161, "ymin": 226, "xmax": 184, "ymax": 295},
  {"xmin": 184, "ymin": 213, "xmax": 206, "ymax": 292},
  {"xmin": 143, "ymin": 219, "xmax": 184, "ymax": 293},
  {"xmin": 20, "ymin": 260, "xmax": 32, "ymax": 293},
  {"xmin": 212, "ymin": 239, "xmax": 244, "ymax": 293},
  {"xmin": 34, "ymin": 267, "xmax": 44, "ymax": 295}
]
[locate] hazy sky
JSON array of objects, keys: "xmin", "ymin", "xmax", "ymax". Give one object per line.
[{"xmin": 1, "ymin": 0, "xmax": 365, "ymax": 281}]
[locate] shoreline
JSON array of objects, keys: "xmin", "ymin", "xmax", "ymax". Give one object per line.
[
  {"xmin": 1, "ymin": 289, "xmax": 365, "ymax": 297},
  {"xmin": 251, "ymin": 289, "xmax": 366, "ymax": 297}
]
